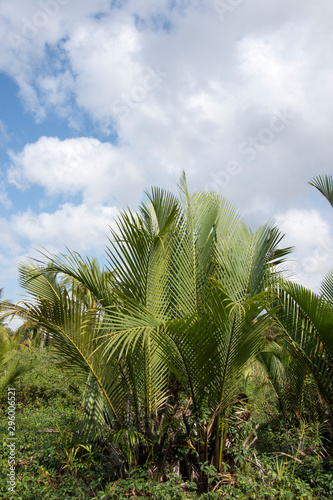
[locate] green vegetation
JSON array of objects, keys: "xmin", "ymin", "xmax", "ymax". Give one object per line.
[{"xmin": 1, "ymin": 174, "xmax": 332, "ymax": 498}]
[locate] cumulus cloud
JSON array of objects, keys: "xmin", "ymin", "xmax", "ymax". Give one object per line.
[
  {"xmin": 2, "ymin": 0, "xmax": 333, "ymax": 208},
  {"xmin": 1, "ymin": 202, "xmax": 119, "ymax": 270},
  {"xmin": 1, "ymin": 0, "xmax": 333, "ymax": 299},
  {"xmin": 275, "ymin": 209, "xmax": 333, "ymax": 291},
  {"xmin": 8, "ymin": 136, "xmax": 143, "ymax": 206},
  {"xmin": 0, "ymin": 217, "xmax": 20, "ymax": 252},
  {"xmin": 11, "ymin": 203, "xmax": 117, "ymax": 251},
  {"xmin": 0, "ymin": 202, "xmax": 120, "ymax": 305}
]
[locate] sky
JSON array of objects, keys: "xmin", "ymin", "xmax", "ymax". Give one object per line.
[{"xmin": 0, "ymin": 0, "xmax": 333, "ymax": 316}]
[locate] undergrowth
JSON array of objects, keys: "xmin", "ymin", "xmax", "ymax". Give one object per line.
[{"xmin": 0, "ymin": 349, "xmax": 332, "ymax": 499}]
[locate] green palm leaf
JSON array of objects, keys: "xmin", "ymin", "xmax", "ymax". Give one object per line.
[
  {"xmin": 320, "ymin": 269, "xmax": 333, "ymax": 305},
  {"xmin": 276, "ymin": 282, "xmax": 333, "ymax": 407},
  {"xmin": 309, "ymin": 174, "xmax": 333, "ymax": 208}
]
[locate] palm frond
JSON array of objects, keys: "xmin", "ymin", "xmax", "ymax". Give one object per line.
[
  {"xmin": 320, "ymin": 269, "xmax": 333, "ymax": 305},
  {"xmin": 276, "ymin": 281, "xmax": 333, "ymax": 406},
  {"xmin": 309, "ymin": 174, "xmax": 333, "ymax": 208}
]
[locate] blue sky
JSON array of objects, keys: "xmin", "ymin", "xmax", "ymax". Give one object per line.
[{"xmin": 0, "ymin": 0, "xmax": 333, "ymax": 317}]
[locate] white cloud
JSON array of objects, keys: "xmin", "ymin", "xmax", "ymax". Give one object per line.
[
  {"xmin": 276, "ymin": 209, "xmax": 331, "ymax": 248},
  {"xmin": 1, "ymin": 0, "xmax": 333, "ymax": 299},
  {"xmin": 275, "ymin": 209, "xmax": 333, "ymax": 291},
  {"xmin": 1, "ymin": 202, "xmax": 118, "ymax": 278},
  {"xmin": 0, "ymin": 217, "xmax": 20, "ymax": 252},
  {"xmin": 63, "ymin": 19, "xmax": 144, "ymax": 122},
  {"xmin": 0, "ymin": 252, "xmax": 23, "ymax": 302},
  {"xmin": 11, "ymin": 202, "xmax": 118, "ymax": 253},
  {"xmin": 8, "ymin": 136, "xmax": 143, "ymax": 206},
  {"xmin": 0, "ymin": 202, "xmax": 119, "ymax": 305}
]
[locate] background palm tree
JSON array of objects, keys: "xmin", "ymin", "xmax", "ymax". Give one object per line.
[
  {"xmin": 0, "ymin": 289, "xmax": 31, "ymax": 394},
  {"xmin": 260, "ymin": 175, "xmax": 333, "ymax": 440}
]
